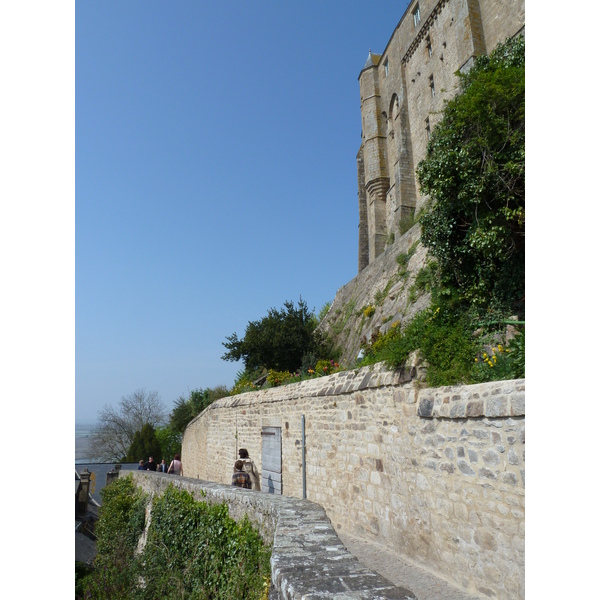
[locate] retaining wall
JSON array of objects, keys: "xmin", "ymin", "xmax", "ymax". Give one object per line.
[
  {"xmin": 182, "ymin": 364, "xmax": 525, "ymax": 600},
  {"xmin": 126, "ymin": 471, "xmax": 415, "ymax": 599}
]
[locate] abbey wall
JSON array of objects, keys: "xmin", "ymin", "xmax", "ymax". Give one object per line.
[
  {"xmin": 357, "ymin": 0, "xmax": 525, "ymax": 270},
  {"xmin": 182, "ymin": 365, "xmax": 525, "ymax": 600}
]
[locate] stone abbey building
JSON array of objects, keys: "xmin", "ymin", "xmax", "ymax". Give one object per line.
[{"xmin": 357, "ymin": 0, "xmax": 525, "ymax": 271}]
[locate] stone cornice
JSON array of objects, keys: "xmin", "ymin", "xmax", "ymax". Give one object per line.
[
  {"xmin": 417, "ymin": 379, "xmax": 525, "ymax": 419},
  {"xmin": 190, "ymin": 362, "xmax": 525, "ymax": 422},
  {"xmin": 402, "ymin": 0, "xmax": 450, "ymax": 66}
]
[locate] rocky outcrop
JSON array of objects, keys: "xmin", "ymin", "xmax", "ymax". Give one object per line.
[{"xmin": 320, "ymin": 223, "xmax": 430, "ymax": 366}]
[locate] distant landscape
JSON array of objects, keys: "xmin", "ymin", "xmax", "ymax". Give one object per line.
[{"xmin": 75, "ymin": 422, "xmax": 98, "ymax": 464}]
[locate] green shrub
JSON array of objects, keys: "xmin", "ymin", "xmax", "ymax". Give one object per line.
[
  {"xmin": 471, "ymin": 329, "xmax": 524, "ymax": 382},
  {"xmin": 140, "ymin": 486, "xmax": 271, "ymax": 599},
  {"xmin": 416, "ymin": 36, "xmax": 525, "ymax": 316},
  {"xmin": 317, "ymin": 302, "xmax": 331, "ymax": 322},
  {"xmin": 78, "ymin": 475, "xmax": 148, "ymax": 599},
  {"xmin": 315, "ymin": 359, "xmax": 341, "ymax": 376},
  {"xmin": 359, "ymin": 305, "xmax": 479, "ymax": 387},
  {"xmin": 267, "ymin": 369, "xmax": 293, "ymax": 386},
  {"xmin": 363, "ymin": 305, "xmax": 375, "ymax": 318},
  {"xmin": 231, "ymin": 367, "xmax": 266, "ymax": 395},
  {"xmin": 79, "ymin": 479, "xmax": 271, "ymax": 600}
]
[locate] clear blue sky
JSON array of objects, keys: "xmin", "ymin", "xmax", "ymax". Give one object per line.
[{"xmin": 75, "ymin": 1, "xmax": 410, "ymax": 423}]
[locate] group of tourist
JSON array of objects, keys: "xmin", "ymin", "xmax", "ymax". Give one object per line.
[
  {"xmin": 136, "ymin": 448, "xmax": 259, "ymax": 488},
  {"xmin": 231, "ymin": 448, "xmax": 260, "ymax": 490},
  {"xmin": 137, "ymin": 454, "xmax": 183, "ymax": 476}
]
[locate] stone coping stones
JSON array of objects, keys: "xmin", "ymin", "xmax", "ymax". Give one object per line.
[
  {"xmin": 417, "ymin": 379, "xmax": 525, "ymax": 419},
  {"xmin": 126, "ymin": 471, "xmax": 416, "ymax": 599}
]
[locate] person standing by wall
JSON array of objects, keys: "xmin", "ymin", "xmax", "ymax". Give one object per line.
[
  {"xmin": 137, "ymin": 460, "xmax": 145, "ymax": 470},
  {"xmin": 145, "ymin": 456, "xmax": 157, "ymax": 471},
  {"xmin": 168, "ymin": 454, "xmax": 183, "ymax": 476},
  {"xmin": 231, "ymin": 460, "xmax": 251, "ymax": 489},
  {"xmin": 238, "ymin": 448, "xmax": 261, "ymax": 491},
  {"xmin": 158, "ymin": 459, "xmax": 168, "ymax": 473}
]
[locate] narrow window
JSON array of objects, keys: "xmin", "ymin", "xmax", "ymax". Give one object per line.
[
  {"xmin": 384, "ymin": 59, "xmax": 389, "ymax": 77},
  {"xmin": 426, "ymin": 36, "xmax": 432, "ymax": 57},
  {"xmin": 413, "ymin": 4, "xmax": 421, "ymax": 27},
  {"xmin": 425, "ymin": 117, "xmax": 431, "ymax": 139},
  {"xmin": 429, "ymin": 74, "xmax": 435, "ymax": 97}
]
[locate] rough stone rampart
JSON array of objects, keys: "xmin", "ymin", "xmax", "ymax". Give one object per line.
[
  {"xmin": 182, "ymin": 364, "xmax": 525, "ymax": 599},
  {"xmin": 126, "ymin": 471, "xmax": 416, "ymax": 599}
]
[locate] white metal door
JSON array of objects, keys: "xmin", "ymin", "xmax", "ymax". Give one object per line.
[{"xmin": 261, "ymin": 427, "xmax": 282, "ymax": 494}]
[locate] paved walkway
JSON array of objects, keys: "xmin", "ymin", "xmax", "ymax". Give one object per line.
[{"xmin": 336, "ymin": 532, "xmax": 484, "ymax": 600}]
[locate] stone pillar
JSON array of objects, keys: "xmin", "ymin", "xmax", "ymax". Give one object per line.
[
  {"xmin": 357, "ymin": 146, "xmax": 369, "ymax": 272},
  {"xmin": 454, "ymin": 0, "xmax": 487, "ymax": 70},
  {"xmin": 106, "ymin": 463, "xmax": 122, "ymax": 487},
  {"xmin": 77, "ymin": 468, "xmax": 91, "ymax": 516},
  {"xmin": 394, "ymin": 72, "xmax": 417, "ymax": 231},
  {"xmin": 358, "ymin": 52, "xmax": 390, "ymax": 266},
  {"xmin": 366, "ymin": 178, "xmax": 390, "ymax": 261}
]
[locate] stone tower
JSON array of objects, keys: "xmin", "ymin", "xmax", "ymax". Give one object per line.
[{"xmin": 356, "ymin": 0, "xmax": 525, "ymax": 272}]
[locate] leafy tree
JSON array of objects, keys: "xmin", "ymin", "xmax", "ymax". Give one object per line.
[
  {"xmin": 89, "ymin": 388, "xmax": 167, "ymax": 462},
  {"xmin": 155, "ymin": 425, "xmax": 182, "ymax": 461},
  {"xmin": 169, "ymin": 386, "xmax": 230, "ymax": 434},
  {"xmin": 222, "ymin": 298, "xmax": 330, "ymax": 373},
  {"xmin": 417, "ymin": 35, "xmax": 525, "ymax": 317},
  {"xmin": 126, "ymin": 423, "xmax": 162, "ymax": 463}
]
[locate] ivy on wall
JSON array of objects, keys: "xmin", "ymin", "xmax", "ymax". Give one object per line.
[{"xmin": 77, "ymin": 476, "xmax": 271, "ymax": 599}]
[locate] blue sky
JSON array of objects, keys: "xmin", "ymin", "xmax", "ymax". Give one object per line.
[{"xmin": 75, "ymin": 1, "xmax": 411, "ymax": 423}]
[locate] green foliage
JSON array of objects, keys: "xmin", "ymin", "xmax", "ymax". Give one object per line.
[
  {"xmin": 314, "ymin": 359, "xmax": 341, "ymax": 377},
  {"xmin": 407, "ymin": 260, "xmax": 439, "ymax": 304},
  {"xmin": 155, "ymin": 425, "xmax": 182, "ymax": 462},
  {"xmin": 231, "ymin": 367, "xmax": 267, "ymax": 395},
  {"xmin": 125, "ymin": 423, "xmax": 162, "ymax": 463},
  {"xmin": 396, "ymin": 241, "xmax": 419, "ymax": 278},
  {"xmin": 78, "ymin": 475, "xmax": 148, "ymax": 599},
  {"xmin": 471, "ymin": 330, "xmax": 524, "ymax": 382},
  {"xmin": 75, "ymin": 562, "xmax": 93, "ymax": 599},
  {"xmin": 266, "ymin": 369, "xmax": 293, "ymax": 387},
  {"xmin": 359, "ymin": 302, "xmax": 525, "ymax": 387},
  {"xmin": 374, "ymin": 278, "xmax": 395, "ymax": 306},
  {"xmin": 360, "ymin": 305, "xmax": 479, "ymax": 386},
  {"xmin": 138, "ymin": 486, "xmax": 271, "ymax": 599},
  {"xmin": 79, "ymin": 479, "xmax": 271, "ymax": 600},
  {"xmin": 317, "ymin": 301, "xmax": 331, "ymax": 322},
  {"xmin": 509, "ymin": 329, "xmax": 525, "ymax": 379},
  {"xmin": 416, "ymin": 36, "xmax": 525, "ymax": 316},
  {"xmin": 170, "ymin": 387, "xmax": 230, "ymax": 434},
  {"xmin": 330, "ymin": 297, "xmax": 356, "ymax": 335},
  {"xmin": 222, "ymin": 298, "xmax": 330, "ymax": 373}
]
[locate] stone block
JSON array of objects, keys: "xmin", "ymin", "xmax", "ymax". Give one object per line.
[
  {"xmin": 485, "ymin": 396, "xmax": 508, "ymax": 417},
  {"xmin": 510, "ymin": 393, "xmax": 525, "ymax": 416},
  {"xmin": 417, "ymin": 398, "xmax": 433, "ymax": 417}
]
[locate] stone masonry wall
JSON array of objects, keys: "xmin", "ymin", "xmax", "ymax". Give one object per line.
[
  {"xmin": 182, "ymin": 364, "xmax": 525, "ymax": 600},
  {"xmin": 126, "ymin": 470, "xmax": 416, "ymax": 600}
]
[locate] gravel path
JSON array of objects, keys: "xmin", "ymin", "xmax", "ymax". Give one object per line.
[{"xmin": 337, "ymin": 531, "xmax": 485, "ymax": 600}]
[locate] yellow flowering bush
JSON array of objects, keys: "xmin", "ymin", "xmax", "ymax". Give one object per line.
[
  {"xmin": 472, "ymin": 341, "xmax": 519, "ymax": 382},
  {"xmin": 363, "ymin": 305, "xmax": 375, "ymax": 318},
  {"xmin": 267, "ymin": 369, "xmax": 293, "ymax": 387}
]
